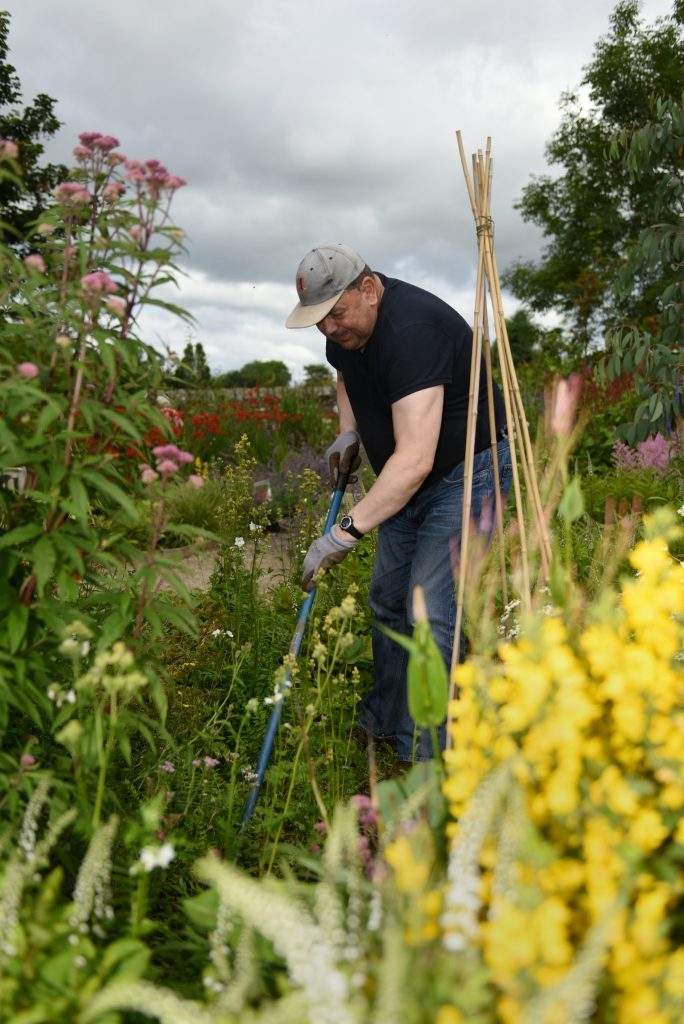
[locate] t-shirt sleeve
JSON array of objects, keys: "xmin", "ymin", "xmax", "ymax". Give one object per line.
[{"xmin": 385, "ymin": 324, "xmax": 457, "ymax": 403}]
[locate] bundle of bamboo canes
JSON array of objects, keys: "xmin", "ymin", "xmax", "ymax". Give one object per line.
[{"xmin": 448, "ymin": 134, "xmax": 553, "ymax": 725}]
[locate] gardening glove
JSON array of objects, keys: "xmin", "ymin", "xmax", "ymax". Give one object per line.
[
  {"xmin": 301, "ymin": 529, "xmax": 357, "ymax": 592},
  {"xmin": 325, "ymin": 430, "xmax": 361, "ymax": 489}
]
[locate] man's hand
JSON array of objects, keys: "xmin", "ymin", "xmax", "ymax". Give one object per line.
[
  {"xmin": 301, "ymin": 529, "xmax": 357, "ymax": 592},
  {"xmin": 325, "ymin": 430, "xmax": 361, "ymax": 488}
]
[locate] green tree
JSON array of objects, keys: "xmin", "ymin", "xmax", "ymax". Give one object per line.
[
  {"xmin": 504, "ymin": 0, "xmax": 684, "ymax": 354},
  {"xmin": 238, "ymin": 359, "xmax": 291, "ymax": 387},
  {"xmin": 600, "ymin": 92, "xmax": 684, "ymax": 443},
  {"xmin": 503, "ymin": 309, "xmax": 542, "ymax": 365},
  {"xmin": 302, "ymin": 362, "xmax": 334, "ymax": 386},
  {"xmin": 0, "ymin": 10, "xmax": 66, "ymax": 246},
  {"xmin": 174, "ymin": 340, "xmax": 213, "ymax": 386}
]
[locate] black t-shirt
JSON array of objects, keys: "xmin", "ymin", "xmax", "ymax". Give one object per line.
[{"xmin": 326, "ymin": 275, "xmax": 506, "ymax": 488}]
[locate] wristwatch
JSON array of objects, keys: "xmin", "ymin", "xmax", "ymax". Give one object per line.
[{"xmin": 339, "ymin": 514, "xmax": 364, "ymax": 540}]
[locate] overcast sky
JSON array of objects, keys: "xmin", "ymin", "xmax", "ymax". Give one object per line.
[{"xmin": 6, "ymin": 0, "xmax": 675, "ymax": 379}]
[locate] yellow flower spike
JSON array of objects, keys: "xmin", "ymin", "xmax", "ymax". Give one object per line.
[
  {"xmin": 628, "ymin": 808, "xmax": 669, "ymax": 853},
  {"xmin": 436, "ymin": 1007, "xmax": 464, "ymax": 1024},
  {"xmin": 664, "ymin": 948, "xmax": 684, "ymax": 997},
  {"xmin": 629, "ymin": 538, "xmax": 672, "ymax": 575},
  {"xmin": 418, "ymin": 889, "xmax": 442, "ymax": 916}
]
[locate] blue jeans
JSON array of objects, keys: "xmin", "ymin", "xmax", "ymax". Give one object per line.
[{"xmin": 359, "ymin": 438, "xmax": 512, "ymax": 761}]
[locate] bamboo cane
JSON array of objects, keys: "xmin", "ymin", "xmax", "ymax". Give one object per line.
[{"xmin": 455, "ymin": 132, "xmax": 532, "ymax": 605}]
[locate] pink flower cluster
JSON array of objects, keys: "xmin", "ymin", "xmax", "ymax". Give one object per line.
[
  {"xmin": 52, "ymin": 181, "xmax": 92, "ymax": 205},
  {"xmin": 550, "ymin": 373, "xmax": 583, "ymax": 436},
  {"xmin": 0, "ymin": 138, "xmax": 19, "ymax": 161},
  {"xmin": 612, "ymin": 433, "xmax": 675, "ymax": 474},
  {"xmin": 124, "ymin": 159, "xmax": 187, "ymax": 194},
  {"xmin": 18, "ymin": 362, "xmax": 39, "ymax": 379},
  {"xmin": 24, "ymin": 254, "xmax": 46, "ymax": 274},
  {"xmin": 81, "ymin": 271, "xmax": 118, "ymax": 295},
  {"xmin": 140, "ymin": 443, "xmax": 203, "ymax": 488}
]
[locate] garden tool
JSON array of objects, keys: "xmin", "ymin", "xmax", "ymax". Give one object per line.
[{"xmin": 241, "ymin": 466, "xmax": 352, "ymax": 826}]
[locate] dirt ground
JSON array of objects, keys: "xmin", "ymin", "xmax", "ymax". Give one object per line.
[{"xmin": 161, "ymin": 529, "xmax": 296, "ymax": 593}]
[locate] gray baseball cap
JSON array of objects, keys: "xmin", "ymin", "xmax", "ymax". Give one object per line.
[{"xmin": 285, "ymin": 242, "xmax": 367, "ymax": 328}]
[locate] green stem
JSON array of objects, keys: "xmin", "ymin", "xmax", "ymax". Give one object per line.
[{"xmin": 266, "ymin": 740, "xmax": 304, "ymax": 875}]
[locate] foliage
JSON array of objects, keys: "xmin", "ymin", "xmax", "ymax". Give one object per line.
[
  {"xmin": 504, "ymin": 0, "xmax": 684, "ymax": 353},
  {"xmin": 172, "ymin": 340, "xmax": 212, "ymax": 387},
  {"xmin": 0, "ymin": 131, "xmax": 196, "ymax": 815},
  {"xmin": 303, "ymin": 362, "xmax": 334, "ymax": 386},
  {"xmin": 0, "ymin": 10, "xmax": 66, "ymax": 247},
  {"xmin": 600, "ymin": 91, "xmax": 684, "ymax": 443},
  {"xmin": 218, "ymin": 359, "xmax": 292, "ymax": 388}
]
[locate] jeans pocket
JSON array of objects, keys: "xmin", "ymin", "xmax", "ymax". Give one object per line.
[{"xmin": 442, "ymin": 446, "xmax": 491, "ymax": 486}]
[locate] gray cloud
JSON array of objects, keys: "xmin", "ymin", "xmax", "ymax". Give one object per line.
[{"xmin": 7, "ymin": 0, "xmax": 674, "ymax": 375}]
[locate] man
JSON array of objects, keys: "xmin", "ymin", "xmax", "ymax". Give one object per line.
[{"xmin": 286, "ymin": 242, "xmax": 512, "ymax": 763}]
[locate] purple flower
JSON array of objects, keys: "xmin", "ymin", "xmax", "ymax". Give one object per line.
[
  {"xmin": 18, "ymin": 362, "xmax": 39, "ymax": 379},
  {"xmin": 203, "ymin": 756, "xmax": 219, "ymax": 767},
  {"xmin": 160, "ymin": 761, "xmax": 175, "ymax": 773}
]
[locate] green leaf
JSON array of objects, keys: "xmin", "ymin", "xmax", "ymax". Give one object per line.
[
  {"xmin": 0, "ymin": 523, "xmax": 44, "ymax": 550},
  {"xmin": 407, "ymin": 620, "xmax": 449, "ymax": 728},
  {"xmin": 558, "ymin": 477, "xmax": 585, "ymax": 524},
  {"xmin": 32, "ymin": 537, "xmax": 57, "ymax": 593},
  {"xmin": 80, "ymin": 469, "xmax": 140, "ymax": 519},
  {"xmin": 68, "ymin": 476, "xmax": 91, "ymax": 520},
  {"xmin": 7, "ymin": 602, "xmax": 29, "ymax": 654}
]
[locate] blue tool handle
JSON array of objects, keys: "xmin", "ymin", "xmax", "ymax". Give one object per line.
[{"xmin": 241, "ymin": 472, "xmax": 350, "ymax": 826}]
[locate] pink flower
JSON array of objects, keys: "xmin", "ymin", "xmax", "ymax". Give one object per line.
[
  {"xmin": 18, "ymin": 362, "xmax": 39, "ymax": 379},
  {"xmin": 81, "ymin": 271, "xmax": 118, "ymax": 294},
  {"xmin": 140, "ymin": 466, "xmax": 159, "ymax": 484},
  {"xmin": 0, "ymin": 138, "xmax": 19, "ymax": 160},
  {"xmin": 203, "ymin": 756, "xmax": 219, "ymax": 767},
  {"xmin": 79, "ymin": 131, "xmax": 102, "ymax": 147},
  {"xmin": 102, "ymin": 181, "xmax": 126, "ymax": 201},
  {"xmin": 177, "ymin": 450, "xmax": 194, "ymax": 464},
  {"xmin": 51, "ymin": 181, "xmax": 91, "ymax": 205},
  {"xmin": 20, "ymin": 754, "xmax": 36, "ymax": 768},
  {"xmin": 160, "ymin": 407, "xmax": 184, "ymax": 426},
  {"xmin": 92, "ymin": 134, "xmax": 120, "ymax": 151},
  {"xmin": 73, "ymin": 145, "xmax": 93, "ymax": 160},
  {"xmin": 24, "ymin": 254, "xmax": 46, "ymax": 273},
  {"xmin": 636, "ymin": 433, "xmax": 672, "ymax": 472},
  {"xmin": 105, "ymin": 151, "xmax": 126, "ymax": 166},
  {"xmin": 160, "ymin": 761, "xmax": 175, "ymax": 773},
  {"xmin": 188, "ymin": 474, "xmax": 204, "ymax": 489},
  {"xmin": 129, "ymin": 226, "xmax": 142, "ymax": 241},
  {"xmin": 164, "ymin": 175, "xmax": 187, "ymax": 191},
  {"xmin": 550, "ymin": 373, "xmax": 583, "ymax": 436},
  {"xmin": 152, "ymin": 443, "xmax": 181, "ymax": 459},
  {"xmin": 106, "ymin": 296, "xmax": 126, "ymax": 317},
  {"xmin": 156, "ymin": 459, "xmax": 179, "ymax": 476}
]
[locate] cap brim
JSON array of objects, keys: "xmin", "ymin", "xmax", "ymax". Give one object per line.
[{"xmin": 285, "ymin": 290, "xmax": 344, "ymax": 329}]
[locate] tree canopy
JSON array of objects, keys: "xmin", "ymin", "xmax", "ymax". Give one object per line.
[
  {"xmin": 0, "ymin": 10, "xmax": 66, "ymax": 246},
  {"xmin": 504, "ymin": 0, "xmax": 684, "ymax": 354}
]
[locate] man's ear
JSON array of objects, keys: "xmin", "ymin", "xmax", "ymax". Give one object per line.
[{"xmin": 361, "ymin": 275, "xmax": 378, "ymax": 305}]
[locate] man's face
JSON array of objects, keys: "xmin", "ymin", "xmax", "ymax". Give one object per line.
[{"xmin": 316, "ymin": 276, "xmax": 379, "ymax": 350}]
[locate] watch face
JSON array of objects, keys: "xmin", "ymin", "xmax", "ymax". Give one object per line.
[{"xmin": 340, "ymin": 515, "xmax": 352, "ymax": 529}]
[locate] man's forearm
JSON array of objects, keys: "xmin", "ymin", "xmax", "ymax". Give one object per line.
[{"xmin": 335, "ymin": 448, "xmax": 431, "ymax": 537}]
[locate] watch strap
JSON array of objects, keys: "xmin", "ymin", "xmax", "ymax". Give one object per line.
[{"xmin": 339, "ymin": 514, "xmax": 363, "ymax": 540}]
